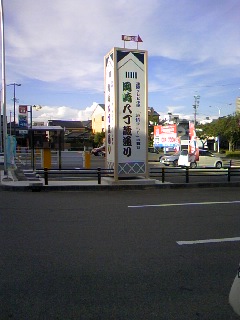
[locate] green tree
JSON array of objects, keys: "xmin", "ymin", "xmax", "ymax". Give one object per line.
[
  {"xmin": 218, "ymin": 115, "xmax": 240, "ymax": 151},
  {"xmin": 196, "ymin": 124, "xmax": 212, "ymax": 148},
  {"xmin": 93, "ymin": 132, "xmax": 105, "ymax": 147},
  {"xmin": 198, "ymin": 114, "xmax": 240, "ymax": 151}
]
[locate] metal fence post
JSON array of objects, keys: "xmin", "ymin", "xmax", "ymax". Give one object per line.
[
  {"xmin": 44, "ymin": 167, "xmax": 48, "ymax": 185},
  {"xmin": 162, "ymin": 167, "xmax": 165, "ymax": 183},
  {"xmin": 97, "ymin": 167, "xmax": 101, "ymax": 184},
  {"xmin": 186, "ymin": 167, "xmax": 189, "ymax": 183},
  {"xmin": 228, "ymin": 167, "xmax": 231, "ymax": 182}
]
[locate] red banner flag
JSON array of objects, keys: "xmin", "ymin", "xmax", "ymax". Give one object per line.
[{"xmin": 122, "ymin": 34, "xmax": 143, "ymax": 42}]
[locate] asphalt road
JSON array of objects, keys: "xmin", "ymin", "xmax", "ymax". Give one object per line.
[{"xmin": 1, "ymin": 187, "xmax": 240, "ymax": 319}]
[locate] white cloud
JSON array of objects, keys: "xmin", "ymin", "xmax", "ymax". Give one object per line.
[
  {"xmin": 14, "ymin": 102, "xmax": 99, "ymax": 124},
  {"xmin": 3, "ymin": 0, "xmax": 240, "ymax": 120}
]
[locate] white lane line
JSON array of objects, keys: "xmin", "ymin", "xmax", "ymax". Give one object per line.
[
  {"xmin": 177, "ymin": 237, "xmax": 240, "ymax": 245},
  {"xmin": 128, "ymin": 200, "xmax": 240, "ymax": 208}
]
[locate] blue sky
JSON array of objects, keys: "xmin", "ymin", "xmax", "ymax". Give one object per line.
[{"xmin": 3, "ymin": 0, "xmax": 240, "ymax": 124}]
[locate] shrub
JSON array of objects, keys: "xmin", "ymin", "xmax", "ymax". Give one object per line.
[{"xmin": 225, "ymin": 151, "xmax": 240, "ymax": 158}]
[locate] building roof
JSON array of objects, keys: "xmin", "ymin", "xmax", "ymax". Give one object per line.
[
  {"xmin": 48, "ymin": 120, "xmax": 84, "ymax": 128},
  {"xmin": 91, "ymin": 103, "xmax": 105, "ymax": 116},
  {"xmin": 99, "ymin": 104, "xmax": 105, "ymax": 110},
  {"xmin": 29, "ymin": 126, "xmax": 64, "ymax": 131},
  {"xmin": 65, "ymin": 131, "xmax": 91, "ymax": 139},
  {"xmin": 82, "ymin": 120, "xmax": 92, "ymax": 128}
]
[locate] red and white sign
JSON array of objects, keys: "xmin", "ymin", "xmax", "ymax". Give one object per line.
[
  {"xmin": 19, "ymin": 105, "xmax": 28, "ymax": 114},
  {"xmin": 154, "ymin": 124, "xmax": 177, "ymax": 147}
]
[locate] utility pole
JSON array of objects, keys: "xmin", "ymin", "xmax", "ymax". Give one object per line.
[
  {"xmin": 0, "ymin": 0, "xmax": 8, "ymax": 175},
  {"xmin": 0, "ymin": 95, "xmax": 2, "ymax": 152},
  {"xmin": 193, "ymin": 95, "xmax": 200, "ymax": 126},
  {"xmin": 8, "ymin": 83, "xmax": 21, "ymax": 136}
]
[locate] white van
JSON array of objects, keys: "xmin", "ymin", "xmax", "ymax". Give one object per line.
[{"xmin": 178, "ymin": 149, "xmax": 223, "ymax": 169}]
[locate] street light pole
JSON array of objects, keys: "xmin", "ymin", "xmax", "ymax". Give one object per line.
[
  {"xmin": 0, "ymin": 0, "xmax": 8, "ymax": 175},
  {"xmin": 9, "ymin": 111, "xmax": 12, "ymax": 135},
  {"xmin": 209, "ymin": 105, "xmax": 221, "ymax": 118},
  {"xmin": 0, "ymin": 89, "xmax": 2, "ymax": 152},
  {"xmin": 28, "ymin": 105, "xmax": 42, "ymax": 128},
  {"xmin": 193, "ymin": 95, "xmax": 200, "ymax": 126},
  {"xmin": 8, "ymin": 83, "xmax": 21, "ymax": 136},
  {"xmin": 30, "ymin": 105, "xmax": 32, "ymax": 128}
]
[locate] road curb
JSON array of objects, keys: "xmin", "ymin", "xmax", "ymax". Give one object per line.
[{"xmin": 1, "ymin": 181, "xmax": 240, "ymax": 192}]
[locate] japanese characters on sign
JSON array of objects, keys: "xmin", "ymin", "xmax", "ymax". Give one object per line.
[
  {"xmin": 121, "ymin": 81, "xmax": 143, "ymax": 158},
  {"xmin": 118, "ymin": 50, "xmax": 146, "ymax": 166},
  {"xmin": 105, "ymin": 52, "xmax": 115, "ymax": 165},
  {"xmin": 154, "ymin": 125, "xmax": 177, "ymax": 147},
  {"xmin": 104, "ymin": 48, "xmax": 147, "ymax": 178},
  {"xmin": 18, "ymin": 114, "xmax": 28, "ymax": 128},
  {"xmin": 18, "ymin": 105, "xmax": 28, "ymax": 128},
  {"xmin": 19, "ymin": 105, "xmax": 28, "ymax": 114}
]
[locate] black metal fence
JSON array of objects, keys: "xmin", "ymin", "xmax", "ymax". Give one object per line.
[
  {"xmin": 149, "ymin": 167, "xmax": 240, "ymax": 184},
  {"xmin": 36, "ymin": 165, "xmax": 240, "ymax": 186},
  {"xmin": 36, "ymin": 168, "xmax": 114, "ymax": 185}
]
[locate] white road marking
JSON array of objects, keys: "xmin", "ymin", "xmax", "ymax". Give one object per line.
[
  {"xmin": 128, "ymin": 200, "xmax": 240, "ymax": 208},
  {"xmin": 128, "ymin": 201, "xmax": 240, "ymax": 246},
  {"xmin": 177, "ymin": 237, "xmax": 240, "ymax": 245}
]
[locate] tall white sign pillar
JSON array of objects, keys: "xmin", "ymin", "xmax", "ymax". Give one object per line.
[{"xmin": 104, "ymin": 47, "xmax": 148, "ymax": 181}]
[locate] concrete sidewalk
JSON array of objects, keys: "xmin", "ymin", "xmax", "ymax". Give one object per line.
[
  {"xmin": 0, "ymin": 169, "xmax": 168, "ymax": 191},
  {"xmin": 1, "ymin": 168, "xmax": 240, "ymax": 192}
]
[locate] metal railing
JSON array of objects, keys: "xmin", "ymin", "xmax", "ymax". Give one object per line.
[
  {"xmin": 34, "ymin": 166, "xmax": 240, "ymax": 186},
  {"xmin": 36, "ymin": 167, "xmax": 114, "ymax": 185},
  {"xmin": 149, "ymin": 167, "xmax": 240, "ymax": 183}
]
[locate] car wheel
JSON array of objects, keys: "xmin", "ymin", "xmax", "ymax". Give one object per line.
[
  {"xmin": 215, "ymin": 161, "xmax": 222, "ymax": 169},
  {"xmin": 190, "ymin": 162, "xmax": 197, "ymax": 169},
  {"xmin": 173, "ymin": 159, "xmax": 178, "ymax": 167}
]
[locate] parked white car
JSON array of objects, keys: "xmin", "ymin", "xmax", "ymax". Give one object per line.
[
  {"xmin": 160, "ymin": 152, "xmax": 180, "ymax": 167},
  {"xmin": 178, "ymin": 149, "xmax": 223, "ymax": 169},
  {"xmin": 148, "ymin": 147, "xmax": 162, "ymax": 162}
]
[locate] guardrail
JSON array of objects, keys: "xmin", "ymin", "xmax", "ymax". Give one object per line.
[
  {"xmin": 35, "ymin": 166, "xmax": 240, "ymax": 186},
  {"xmin": 36, "ymin": 168, "xmax": 114, "ymax": 185},
  {"xmin": 149, "ymin": 167, "xmax": 240, "ymax": 183},
  {"xmin": 221, "ymin": 158, "xmax": 240, "ymax": 167}
]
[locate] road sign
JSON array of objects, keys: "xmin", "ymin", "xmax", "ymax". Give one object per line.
[{"xmin": 19, "ymin": 130, "xmax": 28, "ymax": 134}]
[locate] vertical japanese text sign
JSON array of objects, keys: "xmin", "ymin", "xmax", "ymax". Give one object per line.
[{"xmin": 104, "ymin": 48, "xmax": 148, "ymax": 180}]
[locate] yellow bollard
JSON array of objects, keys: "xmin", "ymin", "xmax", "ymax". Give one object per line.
[
  {"xmin": 43, "ymin": 148, "xmax": 51, "ymax": 169},
  {"xmin": 85, "ymin": 151, "xmax": 91, "ymax": 169}
]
